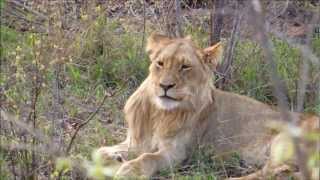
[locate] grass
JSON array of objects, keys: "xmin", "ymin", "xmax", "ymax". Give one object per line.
[{"xmin": 1, "ymin": 13, "xmax": 319, "ymax": 179}]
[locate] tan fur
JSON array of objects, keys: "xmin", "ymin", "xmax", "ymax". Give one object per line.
[
  {"xmin": 228, "ymin": 115, "xmax": 319, "ymax": 180},
  {"xmin": 97, "ymin": 34, "xmax": 319, "ymax": 179}
]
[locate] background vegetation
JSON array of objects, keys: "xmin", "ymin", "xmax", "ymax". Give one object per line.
[{"xmin": 1, "ymin": 0, "xmax": 319, "ymax": 179}]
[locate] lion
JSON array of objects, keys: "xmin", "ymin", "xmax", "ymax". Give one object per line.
[{"xmin": 97, "ymin": 33, "xmax": 319, "ymax": 179}]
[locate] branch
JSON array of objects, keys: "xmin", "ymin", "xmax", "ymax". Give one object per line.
[
  {"xmin": 139, "ymin": 0, "xmax": 146, "ymax": 59},
  {"xmin": 216, "ymin": 1, "xmax": 242, "ymax": 89},
  {"xmin": 8, "ymin": 0, "xmax": 48, "ymax": 20},
  {"xmin": 0, "ymin": 110, "xmax": 52, "ymax": 148},
  {"xmin": 175, "ymin": 0, "xmax": 183, "ymax": 37},
  {"xmin": 65, "ymin": 87, "xmax": 123, "ymax": 154},
  {"xmin": 249, "ymin": 1, "xmax": 311, "ymax": 179},
  {"xmin": 210, "ymin": 0, "xmax": 224, "ymax": 45}
]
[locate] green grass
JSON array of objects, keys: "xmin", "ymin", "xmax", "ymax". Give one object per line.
[
  {"xmin": 0, "ymin": 25, "xmax": 20, "ymax": 59},
  {"xmin": 312, "ymin": 37, "xmax": 320, "ymax": 57},
  {"xmin": 67, "ymin": 18, "xmax": 149, "ymax": 98}
]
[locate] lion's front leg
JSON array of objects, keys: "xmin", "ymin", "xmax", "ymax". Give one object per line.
[
  {"xmin": 97, "ymin": 141, "xmax": 129, "ymax": 165},
  {"xmin": 115, "ymin": 147, "xmax": 186, "ymax": 178}
]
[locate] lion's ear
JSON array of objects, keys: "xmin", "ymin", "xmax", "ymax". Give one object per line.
[
  {"xmin": 146, "ymin": 33, "xmax": 171, "ymax": 60},
  {"xmin": 203, "ymin": 42, "xmax": 223, "ymax": 70}
]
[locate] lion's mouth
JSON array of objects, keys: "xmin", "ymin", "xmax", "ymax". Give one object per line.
[{"xmin": 159, "ymin": 95, "xmax": 179, "ymax": 101}]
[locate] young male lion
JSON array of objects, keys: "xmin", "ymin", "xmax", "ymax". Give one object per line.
[{"xmin": 97, "ymin": 33, "xmax": 319, "ymax": 179}]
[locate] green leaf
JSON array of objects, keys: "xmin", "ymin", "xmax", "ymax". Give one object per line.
[
  {"xmin": 55, "ymin": 157, "xmax": 72, "ymax": 174},
  {"xmin": 270, "ymin": 133, "xmax": 294, "ymax": 165}
]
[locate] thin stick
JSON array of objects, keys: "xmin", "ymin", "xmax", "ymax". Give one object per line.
[
  {"xmin": 175, "ymin": 0, "xmax": 183, "ymax": 37},
  {"xmin": 210, "ymin": 0, "xmax": 224, "ymax": 45},
  {"xmin": 66, "ymin": 92, "xmax": 109, "ymax": 154},
  {"xmin": 139, "ymin": 0, "xmax": 146, "ymax": 59},
  {"xmin": 216, "ymin": 1, "xmax": 242, "ymax": 89},
  {"xmin": 65, "ymin": 84, "xmax": 126, "ymax": 155}
]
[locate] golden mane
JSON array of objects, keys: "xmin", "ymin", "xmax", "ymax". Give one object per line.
[{"xmin": 123, "ymin": 34, "xmax": 218, "ymax": 150}]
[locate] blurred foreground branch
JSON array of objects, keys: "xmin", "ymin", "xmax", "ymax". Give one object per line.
[{"xmin": 250, "ymin": 0, "xmax": 311, "ymax": 179}]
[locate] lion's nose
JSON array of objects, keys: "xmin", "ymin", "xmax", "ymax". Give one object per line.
[{"xmin": 160, "ymin": 83, "xmax": 176, "ymax": 91}]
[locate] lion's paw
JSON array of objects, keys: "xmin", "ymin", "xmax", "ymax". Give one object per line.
[
  {"xmin": 96, "ymin": 147, "xmax": 127, "ymax": 165},
  {"xmin": 115, "ymin": 160, "xmax": 147, "ymax": 178}
]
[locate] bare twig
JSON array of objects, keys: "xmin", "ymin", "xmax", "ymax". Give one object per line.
[
  {"xmin": 30, "ymin": 73, "xmax": 41, "ymax": 179},
  {"xmin": 0, "ymin": 110, "xmax": 52, "ymax": 146},
  {"xmin": 216, "ymin": 1, "xmax": 242, "ymax": 89},
  {"xmin": 9, "ymin": 152, "xmax": 18, "ymax": 180},
  {"xmin": 210, "ymin": 0, "xmax": 224, "ymax": 45},
  {"xmin": 1, "ymin": 0, "xmax": 48, "ymax": 33},
  {"xmin": 175, "ymin": 0, "xmax": 183, "ymax": 37},
  {"xmin": 66, "ymin": 89, "xmax": 120, "ymax": 154},
  {"xmin": 163, "ymin": 0, "xmax": 175, "ymax": 37},
  {"xmin": 8, "ymin": 0, "xmax": 47, "ymax": 20},
  {"xmin": 296, "ymin": 52, "xmax": 309, "ymax": 112},
  {"xmin": 139, "ymin": 0, "xmax": 146, "ymax": 59},
  {"xmin": 268, "ymin": 0, "xmax": 290, "ymax": 22}
]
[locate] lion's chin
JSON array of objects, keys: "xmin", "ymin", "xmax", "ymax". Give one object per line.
[{"xmin": 154, "ymin": 96, "xmax": 180, "ymax": 110}]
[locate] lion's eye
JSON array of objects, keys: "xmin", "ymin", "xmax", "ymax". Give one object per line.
[
  {"xmin": 156, "ymin": 61, "xmax": 164, "ymax": 67},
  {"xmin": 181, "ymin": 64, "xmax": 191, "ymax": 71}
]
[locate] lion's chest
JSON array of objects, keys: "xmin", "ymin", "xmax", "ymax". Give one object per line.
[{"xmin": 147, "ymin": 110, "xmax": 194, "ymax": 150}]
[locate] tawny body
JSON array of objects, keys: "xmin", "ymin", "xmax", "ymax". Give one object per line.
[
  {"xmin": 126, "ymin": 83, "xmax": 281, "ymax": 163},
  {"xmin": 97, "ymin": 34, "xmax": 319, "ymax": 179}
]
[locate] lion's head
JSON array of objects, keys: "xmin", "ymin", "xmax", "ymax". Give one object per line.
[{"xmin": 145, "ymin": 33, "xmax": 223, "ymax": 110}]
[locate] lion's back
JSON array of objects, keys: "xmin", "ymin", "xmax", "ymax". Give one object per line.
[{"xmin": 199, "ymin": 89, "xmax": 282, "ymax": 165}]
